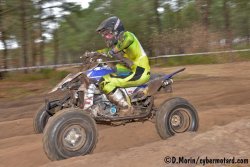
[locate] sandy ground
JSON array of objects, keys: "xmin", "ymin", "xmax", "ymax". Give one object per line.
[{"xmin": 0, "ymin": 62, "xmax": 250, "ymax": 167}]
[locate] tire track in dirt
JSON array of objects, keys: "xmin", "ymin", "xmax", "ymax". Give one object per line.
[{"xmin": 0, "ymin": 102, "xmax": 249, "ymax": 167}]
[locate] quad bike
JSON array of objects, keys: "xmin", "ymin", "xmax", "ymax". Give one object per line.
[{"xmin": 33, "ymin": 52, "xmax": 199, "ymax": 161}]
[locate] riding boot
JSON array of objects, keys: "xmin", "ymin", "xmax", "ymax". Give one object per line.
[{"xmin": 107, "ymin": 89, "xmax": 134, "ymax": 116}]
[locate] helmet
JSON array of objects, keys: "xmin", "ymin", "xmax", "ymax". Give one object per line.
[{"xmin": 96, "ymin": 16, "xmax": 125, "ymax": 47}]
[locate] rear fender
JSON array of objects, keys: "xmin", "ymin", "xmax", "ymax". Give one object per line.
[
  {"xmin": 146, "ymin": 68, "xmax": 185, "ymax": 96},
  {"xmin": 145, "ymin": 77, "xmax": 165, "ymax": 96}
]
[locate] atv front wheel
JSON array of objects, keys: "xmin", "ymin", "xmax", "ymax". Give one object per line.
[{"xmin": 43, "ymin": 108, "xmax": 98, "ymax": 160}]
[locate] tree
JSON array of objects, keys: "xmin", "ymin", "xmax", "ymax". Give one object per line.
[
  {"xmin": 53, "ymin": 29, "xmax": 59, "ymax": 65},
  {"xmin": 196, "ymin": 0, "xmax": 211, "ymax": 30},
  {"xmin": 231, "ymin": 0, "xmax": 250, "ymax": 44},
  {"xmin": 0, "ymin": 0, "xmax": 8, "ymax": 71},
  {"xmin": 0, "ymin": 0, "xmax": 249, "ymax": 70},
  {"xmin": 223, "ymin": 0, "xmax": 232, "ymax": 47},
  {"xmin": 154, "ymin": 0, "xmax": 162, "ymax": 34},
  {"xmin": 20, "ymin": 0, "xmax": 29, "ymax": 72},
  {"xmin": 30, "ymin": 20, "xmax": 39, "ymax": 67},
  {"xmin": 38, "ymin": 1, "xmax": 45, "ymax": 65}
]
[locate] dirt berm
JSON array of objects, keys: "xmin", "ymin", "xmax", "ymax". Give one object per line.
[{"xmin": 41, "ymin": 118, "xmax": 250, "ymax": 167}]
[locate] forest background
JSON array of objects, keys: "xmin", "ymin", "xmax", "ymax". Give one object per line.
[{"xmin": 0, "ymin": 0, "xmax": 249, "ymax": 73}]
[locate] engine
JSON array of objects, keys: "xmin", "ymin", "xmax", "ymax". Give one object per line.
[{"xmin": 91, "ymin": 94, "xmax": 117, "ymax": 117}]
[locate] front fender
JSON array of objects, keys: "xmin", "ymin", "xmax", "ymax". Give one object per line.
[{"xmin": 49, "ymin": 72, "xmax": 84, "ymax": 93}]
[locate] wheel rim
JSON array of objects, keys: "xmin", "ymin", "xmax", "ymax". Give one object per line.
[
  {"xmin": 171, "ymin": 115, "xmax": 181, "ymax": 126},
  {"xmin": 62, "ymin": 125, "xmax": 87, "ymax": 151},
  {"xmin": 169, "ymin": 108, "xmax": 191, "ymax": 133}
]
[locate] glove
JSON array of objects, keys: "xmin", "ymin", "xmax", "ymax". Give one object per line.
[
  {"xmin": 107, "ymin": 49, "xmax": 116, "ymax": 58},
  {"xmin": 120, "ymin": 57, "xmax": 134, "ymax": 69},
  {"xmin": 81, "ymin": 51, "xmax": 99, "ymax": 64},
  {"xmin": 108, "ymin": 50, "xmax": 134, "ymax": 69},
  {"xmin": 114, "ymin": 52, "xmax": 134, "ymax": 69},
  {"xmin": 84, "ymin": 51, "xmax": 99, "ymax": 57}
]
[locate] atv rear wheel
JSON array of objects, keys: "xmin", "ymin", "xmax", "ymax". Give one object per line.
[
  {"xmin": 155, "ymin": 97, "xmax": 199, "ymax": 139},
  {"xmin": 33, "ymin": 106, "xmax": 51, "ymax": 134},
  {"xmin": 43, "ymin": 108, "xmax": 98, "ymax": 160}
]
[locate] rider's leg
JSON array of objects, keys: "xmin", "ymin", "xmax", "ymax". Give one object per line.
[
  {"xmin": 99, "ymin": 65, "xmax": 150, "ymax": 115},
  {"xmin": 99, "ymin": 66, "xmax": 150, "ymax": 94},
  {"xmin": 107, "ymin": 88, "xmax": 130, "ymax": 108},
  {"xmin": 99, "ymin": 75, "xmax": 132, "ymax": 116}
]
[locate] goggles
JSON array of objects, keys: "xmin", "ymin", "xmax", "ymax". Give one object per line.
[{"xmin": 100, "ymin": 30, "xmax": 114, "ymax": 39}]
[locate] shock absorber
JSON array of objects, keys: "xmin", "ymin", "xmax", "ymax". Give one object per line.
[{"xmin": 83, "ymin": 84, "xmax": 95, "ymax": 109}]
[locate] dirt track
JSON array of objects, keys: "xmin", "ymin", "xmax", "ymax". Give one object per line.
[{"xmin": 0, "ymin": 62, "xmax": 250, "ymax": 167}]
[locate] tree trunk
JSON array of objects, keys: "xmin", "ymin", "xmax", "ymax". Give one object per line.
[
  {"xmin": 0, "ymin": 0, "xmax": 8, "ymax": 71},
  {"xmin": 223, "ymin": 0, "xmax": 232, "ymax": 48},
  {"xmin": 38, "ymin": 5, "xmax": 45, "ymax": 65},
  {"xmin": 204, "ymin": 0, "xmax": 211, "ymax": 50},
  {"xmin": 247, "ymin": 34, "xmax": 250, "ymax": 45},
  {"xmin": 31, "ymin": 28, "xmax": 37, "ymax": 67},
  {"xmin": 154, "ymin": 0, "xmax": 162, "ymax": 34},
  {"xmin": 20, "ymin": 0, "xmax": 29, "ymax": 73},
  {"xmin": 195, "ymin": 0, "xmax": 211, "ymax": 29},
  {"xmin": 146, "ymin": 17, "xmax": 154, "ymax": 57},
  {"xmin": 195, "ymin": 0, "xmax": 211, "ymax": 51},
  {"xmin": 246, "ymin": 18, "xmax": 250, "ymax": 45},
  {"xmin": 204, "ymin": 0, "xmax": 211, "ymax": 30},
  {"xmin": 53, "ymin": 29, "xmax": 59, "ymax": 66}
]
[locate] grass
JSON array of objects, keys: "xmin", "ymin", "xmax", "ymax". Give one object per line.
[
  {"xmin": 0, "ymin": 69, "xmax": 71, "ymax": 100},
  {"xmin": 150, "ymin": 51, "xmax": 250, "ymax": 67},
  {"xmin": 3, "ymin": 68, "xmax": 70, "ymax": 85}
]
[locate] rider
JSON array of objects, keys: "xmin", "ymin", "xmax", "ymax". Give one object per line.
[{"xmin": 95, "ymin": 16, "xmax": 150, "ymax": 115}]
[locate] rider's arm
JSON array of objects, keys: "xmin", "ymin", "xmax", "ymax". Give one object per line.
[
  {"xmin": 113, "ymin": 31, "xmax": 134, "ymax": 53},
  {"xmin": 107, "ymin": 32, "xmax": 135, "ymax": 69}
]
